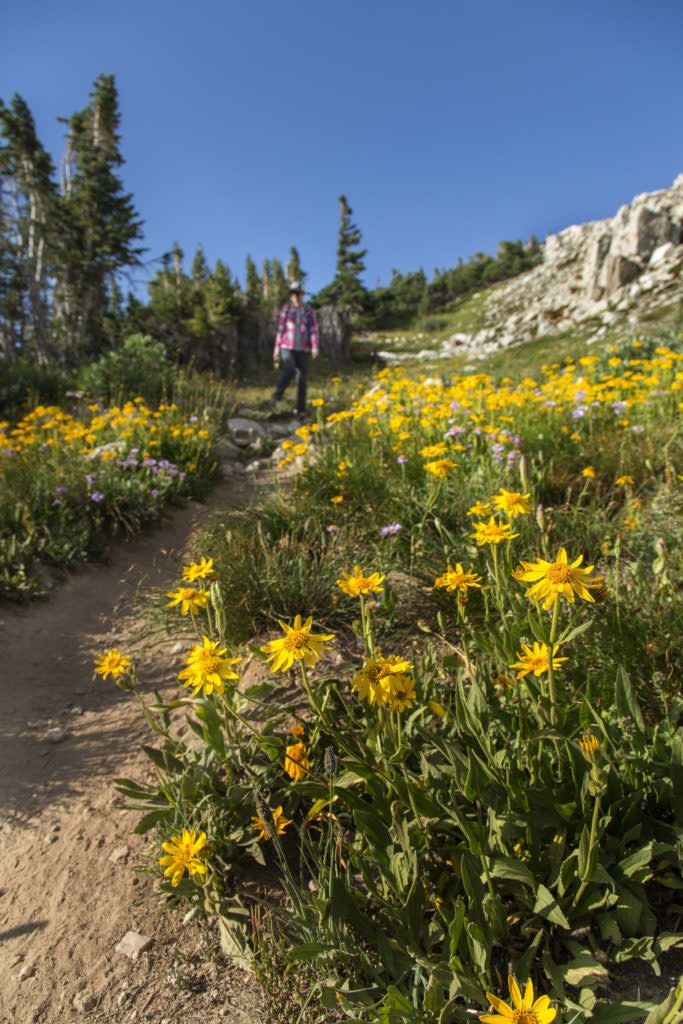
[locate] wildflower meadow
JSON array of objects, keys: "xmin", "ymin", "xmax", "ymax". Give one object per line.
[{"xmin": 103, "ymin": 335, "xmax": 682, "ymax": 1024}]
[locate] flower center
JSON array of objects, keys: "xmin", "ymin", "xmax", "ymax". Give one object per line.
[
  {"xmin": 529, "ymin": 656, "xmax": 547, "ymax": 671},
  {"xmin": 547, "ymin": 563, "xmax": 573, "ymax": 583},
  {"xmin": 513, "ymin": 1010, "xmax": 539, "ymax": 1024},
  {"xmin": 284, "ymin": 630, "xmax": 307, "ymax": 651},
  {"xmin": 198, "ymin": 651, "xmax": 221, "ymax": 675}
]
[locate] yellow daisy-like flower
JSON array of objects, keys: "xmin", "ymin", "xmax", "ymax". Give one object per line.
[
  {"xmin": 261, "ymin": 615, "xmax": 335, "ymax": 673},
  {"xmin": 330, "ymin": 495, "xmax": 344, "ymax": 504},
  {"xmin": 424, "ymin": 458, "xmax": 457, "ymax": 479},
  {"xmin": 434, "ymin": 562, "xmax": 482, "ymax": 593},
  {"xmin": 514, "ymin": 547, "xmax": 605, "ymax": 610},
  {"xmin": 93, "ymin": 648, "xmax": 132, "ymax": 680},
  {"xmin": 290, "ymin": 723, "xmax": 305, "ymax": 738},
  {"xmin": 252, "ymin": 805, "xmax": 292, "ymax": 842},
  {"xmin": 284, "ymin": 742, "xmax": 309, "ymax": 781},
  {"xmin": 166, "ymin": 586, "xmax": 209, "ymax": 616},
  {"xmin": 491, "ymin": 488, "xmax": 531, "ymax": 519},
  {"xmin": 615, "ymin": 475, "xmax": 634, "ymax": 486},
  {"xmin": 159, "ymin": 829, "xmax": 208, "ymax": 888},
  {"xmin": 470, "ymin": 516, "xmax": 519, "ymax": 546},
  {"xmin": 385, "ymin": 674, "xmax": 416, "ymax": 712},
  {"xmin": 351, "ymin": 654, "xmax": 412, "ymax": 704},
  {"xmin": 581, "ymin": 466, "xmax": 597, "ymax": 479},
  {"xmin": 509, "ymin": 642, "xmax": 568, "ymax": 679},
  {"xmin": 181, "ymin": 556, "xmax": 216, "ymax": 582},
  {"xmin": 482, "ymin": 974, "xmax": 556, "ymax": 1024},
  {"xmin": 420, "ymin": 442, "xmax": 448, "ymax": 458},
  {"xmin": 337, "ymin": 565, "xmax": 385, "ymax": 597},
  {"xmin": 467, "ymin": 501, "xmax": 492, "ymax": 517},
  {"xmin": 311, "ymin": 397, "xmax": 325, "ymax": 407},
  {"xmin": 178, "ymin": 636, "xmax": 240, "ymax": 697}
]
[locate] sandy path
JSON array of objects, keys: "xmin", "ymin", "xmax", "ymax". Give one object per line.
[{"xmin": 0, "ymin": 471, "xmax": 263, "ymax": 1024}]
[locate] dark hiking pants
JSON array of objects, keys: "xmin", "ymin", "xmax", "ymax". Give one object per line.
[{"xmin": 273, "ymin": 349, "xmax": 309, "ymax": 415}]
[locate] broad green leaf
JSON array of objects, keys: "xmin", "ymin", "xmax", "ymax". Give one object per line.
[
  {"xmin": 489, "ymin": 856, "xmax": 536, "ymax": 889},
  {"xmin": 618, "ymin": 842, "xmax": 654, "ymax": 878},
  {"xmin": 589, "ymin": 1001, "xmax": 656, "ymax": 1024},
  {"xmin": 533, "ymin": 884, "xmax": 570, "ymax": 929},
  {"xmin": 286, "ymin": 942, "xmax": 331, "ymax": 962},
  {"xmin": 615, "ymin": 666, "xmax": 645, "ymax": 732}
]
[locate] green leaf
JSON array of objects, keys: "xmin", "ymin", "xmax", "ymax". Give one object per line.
[
  {"xmin": 286, "ymin": 942, "xmax": 330, "ymax": 963},
  {"xmin": 489, "ymin": 857, "xmax": 536, "ymax": 889},
  {"xmin": 615, "ymin": 666, "xmax": 645, "ymax": 733},
  {"xmin": 132, "ymin": 807, "xmax": 172, "ymax": 833},
  {"xmin": 561, "ymin": 952, "xmax": 610, "ymax": 987},
  {"xmin": 533, "ymin": 884, "xmax": 570, "ymax": 929},
  {"xmin": 618, "ymin": 842, "xmax": 654, "ymax": 879},
  {"xmin": 589, "ymin": 1001, "xmax": 656, "ymax": 1024}
]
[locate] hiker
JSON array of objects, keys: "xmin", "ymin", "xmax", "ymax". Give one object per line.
[{"xmin": 271, "ymin": 281, "xmax": 319, "ymax": 419}]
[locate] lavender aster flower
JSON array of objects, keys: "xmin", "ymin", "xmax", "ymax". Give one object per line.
[
  {"xmin": 90, "ymin": 491, "xmax": 105, "ymax": 503},
  {"xmin": 379, "ymin": 523, "xmax": 402, "ymax": 537}
]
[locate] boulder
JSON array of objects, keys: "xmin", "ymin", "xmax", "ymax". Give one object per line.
[{"xmin": 226, "ymin": 418, "xmax": 267, "ymax": 448}]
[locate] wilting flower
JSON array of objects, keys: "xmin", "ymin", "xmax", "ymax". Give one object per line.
[
  {"xmin": 284, "ymin": 742, "xmax": 309, "ymax": 781},
  {"xmin": 93, "ymin": 648, "xmax": 132, "ymax": 680},
  {"xmin": 159, "ymin": 829, "xmax": 208, "ymax": 887},
  {"xmin": 352, "ymin": 654, "xmax": 411, "ymax": 705},
  {"xmin": 482, "ymin": 974, "xmax": 556, "ymax": 1024},
  {"xmin": 323, "ymin": 746, "xmax": 341, "ymax": 776},
  {"xmin": 470, "ymin": 517, "xmax": 519, "ymax": 546},
  {"xmin": 166, "ymin": 586, "xmax": 209, "ymax": 616},
  {"xmin": 509, "ymin": 642, "xmax": 568, "ymax": 679},
  {"xmin": 252, "ymin": 804, "xmax": 292, "ymax": 842},
  {"xmin": 290, "ymin": 723, "xmax": 305, "ymax": 738},
  {"xmin": 514, "ymin": 547, "xmax": 605, "ymax": 609},
  {"xmin": 579, "ymin": 734, "xmax": 600, "ymax": 760},
  {"xmin": 424, "ymin": 458, "xmax": 457, "ymax": 479},
  {"xmin": 261, "ymin": 615, "xmax": 335, "ymax": 673},
  {"xmin": 182, "ymin": 556, "xmax": 216, "ymax": 582},
  {"xmin": 337, "ymin": 565, "xmax": 385, "ymax": 597},
  {"xmin": 434, "ymin": 563, "xmax": 482, "ymax": 594},
  {"xmin": 492, "ymin": 488, "xmax": 531, "ymax": 519},
  {"xmin": 178, "ymin": 636, "xmax": 240, "ymax": 696}
]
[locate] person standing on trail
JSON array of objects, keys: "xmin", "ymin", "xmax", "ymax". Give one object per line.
[{"xmin": 271, "ymin": 281, "xmax": 319, "ymax": 419}]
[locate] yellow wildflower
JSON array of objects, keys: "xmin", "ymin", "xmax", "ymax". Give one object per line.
[
  {"xmin": 482, "ymin": 974, "xmax": 556, "ymax": 1024},
  {"xmin": 470, "ymin": 517, "xmax": 519, "ymax": 546},
  {"xmin": 579, "ymin": 734, "xmax": 600, "ymax": 759},
  {"xmin": 515, "ymin": 547, "xmax": 604, "ymax": 609},
  {"xmin": 385, "ymin": 674, "xmax": 416, "ymax": 712},
  {"xmin": 509, "ymin": 642, "xmax": 568, "ymax": 679},
  {"xmin": 261, "ymin": 615, "xmax": 335, "ymax": 673},
  {"xmin": 178, "ymin": 636, "xmax": 240, "ymax": 697},
  {"xmin": 93, "ymin": 648, "xmax": 132, "ymax": 680},
  {"xmin": 467, "ymin": 501, "xmax": 491, "ymax": 517},
  {"xmin": 351, "ymin": 654, "xmax": 411, "ymax": 704},
  {"xmin": 330, "ymin": 495, "xmax": 344, "ymax": 504},
  {"xmin": 284, "ymin": 742, "xmax": 309, "ymax": 781},
  {"xmin": 492, "ymin": 488, "xmax": 531, "ymax": 519},
  {"xmin": 419, "ymin": 442, "xmax": 447, "ymax": 458},
  {"xmin": 337, "ymin": 565, "xmax": 385, "ymax": 597},
  {"xmin": 434, "ymin": 563, "xmax": 482, "ymax": 593},
  {"xmin": 252, "ymin": 805, "xmax": 292, "ymax": 841},
  {"xmin": 182, "ymin": 556, "xmax": 216, "ymax": 582},
  {"xmin": 424, "ymin": 458, "xmax": 457, "ymax": 479},
  {"xmin": 166, "ymin": 587, "xmax": 209, "ymax": 616},
  {"xmin": 159, "ymin": 829, "xmax": 208, "ymax": 887},
  {"xmin": 615, "ymin": 475, "xmax": 634, "ymax": 486},
  {"xmin": 581, "ymin": 466, "xmax": 597, "ymax": 479}
]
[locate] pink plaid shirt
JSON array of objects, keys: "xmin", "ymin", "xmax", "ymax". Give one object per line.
[{"xmin": 274, "ymin": 303, "xmax": 319, "ymax": 356}]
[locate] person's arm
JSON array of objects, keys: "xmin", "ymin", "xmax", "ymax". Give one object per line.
[
  {"xmin": 274, "ymin": 306, "xmax": 287, "ymax": 361},
  {"xmin": 308, "ymin": 306, "xmax": 319, "ymax": 358}
]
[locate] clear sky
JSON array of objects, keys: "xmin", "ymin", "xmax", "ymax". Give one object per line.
[{"xmin": 3, "ymin": 0, "xmax": 682, "ymax": 295}]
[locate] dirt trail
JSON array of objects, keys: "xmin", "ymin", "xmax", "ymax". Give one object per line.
[{"xmin": 0, "ymin": 471, "xmax": 263, "ymax": 1024}]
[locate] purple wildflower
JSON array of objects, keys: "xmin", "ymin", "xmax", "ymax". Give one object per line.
[
  {"xmin": 55, "ymin": 486, "xmax": 69, "ymax": 495},
  {"xmin": 379, "ymin": 523, "xmax": 402, "ymax": 538},
  {"xmin": 90, "ymin": 491, "xmax": 105, "ymax": 503},
  {"xmin": 397, "ymin": 456, "xmax": 409, "ymax": 465}
]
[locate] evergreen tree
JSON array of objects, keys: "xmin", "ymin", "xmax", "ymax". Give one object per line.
[
  {"xmin": 244, "ymin": 255, "xmax": 261, "ymax": 308},
  {"xmin": 0, "ymin": 94, "xmax": 57, "ymax": 363},
  {"xmin": 271, "ymin": 257, "xmax": 288, "ymax": 306},
  {"xmin": 261, "ymin": 258, "xmax": 272, "ymax": 303},
  {"xmin": 54, "ymin": 73, "xmax": 144, "ymax": 359},
  {"xmin": 316, "ymin": 195, "xmax": 367, "ymax": 315},
  {"xmin": 286, "ymin": 245, "xmax": 306, "ymax": 286},
  {"xmin": 191, "ymin": 244, "xmax": 209, "ymax": 289}
]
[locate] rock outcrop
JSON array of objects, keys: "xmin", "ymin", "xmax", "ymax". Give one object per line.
[{"xmin": 443, "ymin": 174, "xmax": 683, "ymax": 359}]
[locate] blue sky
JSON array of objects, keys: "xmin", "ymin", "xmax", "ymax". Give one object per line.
[{"xmin": 3, "ymin": 0, "xmax": 682, "ymax": 295}]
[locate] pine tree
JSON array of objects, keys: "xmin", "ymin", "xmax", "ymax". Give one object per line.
[
  {"xmin": 271, "ymin": 257, "xmax": 288, "ymax": 306},
  {"xmin": 286, "ymin": 245, "xmax": 306, "ymax": 286},
  {"xmin": 244, "ymin": 255, "xmax": 261, "ymax": 308},
  {"xmin": 261, "ymin": 258, "xmax": 272, "ymax": 302},
  {"xmin": 191, "ymin": 244, "xmax": 209, "ymax": 289},
  {"xmin": 317, "ymin": 195, "xmax": 368, "ymax": 315},
  {"xmin": 0, "ymin": 94, "xmax": 58, "ymax": 363},
  {"xmin": 54, "ymin": 74, "xmax": 144, "ymax": 359}
]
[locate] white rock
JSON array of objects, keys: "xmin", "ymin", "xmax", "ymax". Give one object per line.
[
  {"xmin": 18, "ymin": 964, "xmax": 35, "ymax": 981},
  {"xmin": 46, "ymin": 728, "xmax": 67, "ymax": 744},
  {"xmin": 649, "ymin": 241, "xmax": 676, "ymax": 268},
  {"xmin": 109, "ymin": 845, "xmax": 130, "ymax": 864},
  {"xmin": 115, "ymin": 930, "xmax": 153, "ymax": 960}
]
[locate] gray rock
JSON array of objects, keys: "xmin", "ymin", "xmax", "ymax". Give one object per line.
[
  {"xmin": 46, "ymin": 727, "xmax": 67, "ymax": 744},
  {"xmin": 226, "ymin": 417, "xmax": 267, "ymax": 447},
  {"xmin": 215, "ymin": 437, "xmax": 241, "ymax": 459},
  {"xmin": 115, "ymin": 930, "xmax": 153, "ymax": 960}
]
